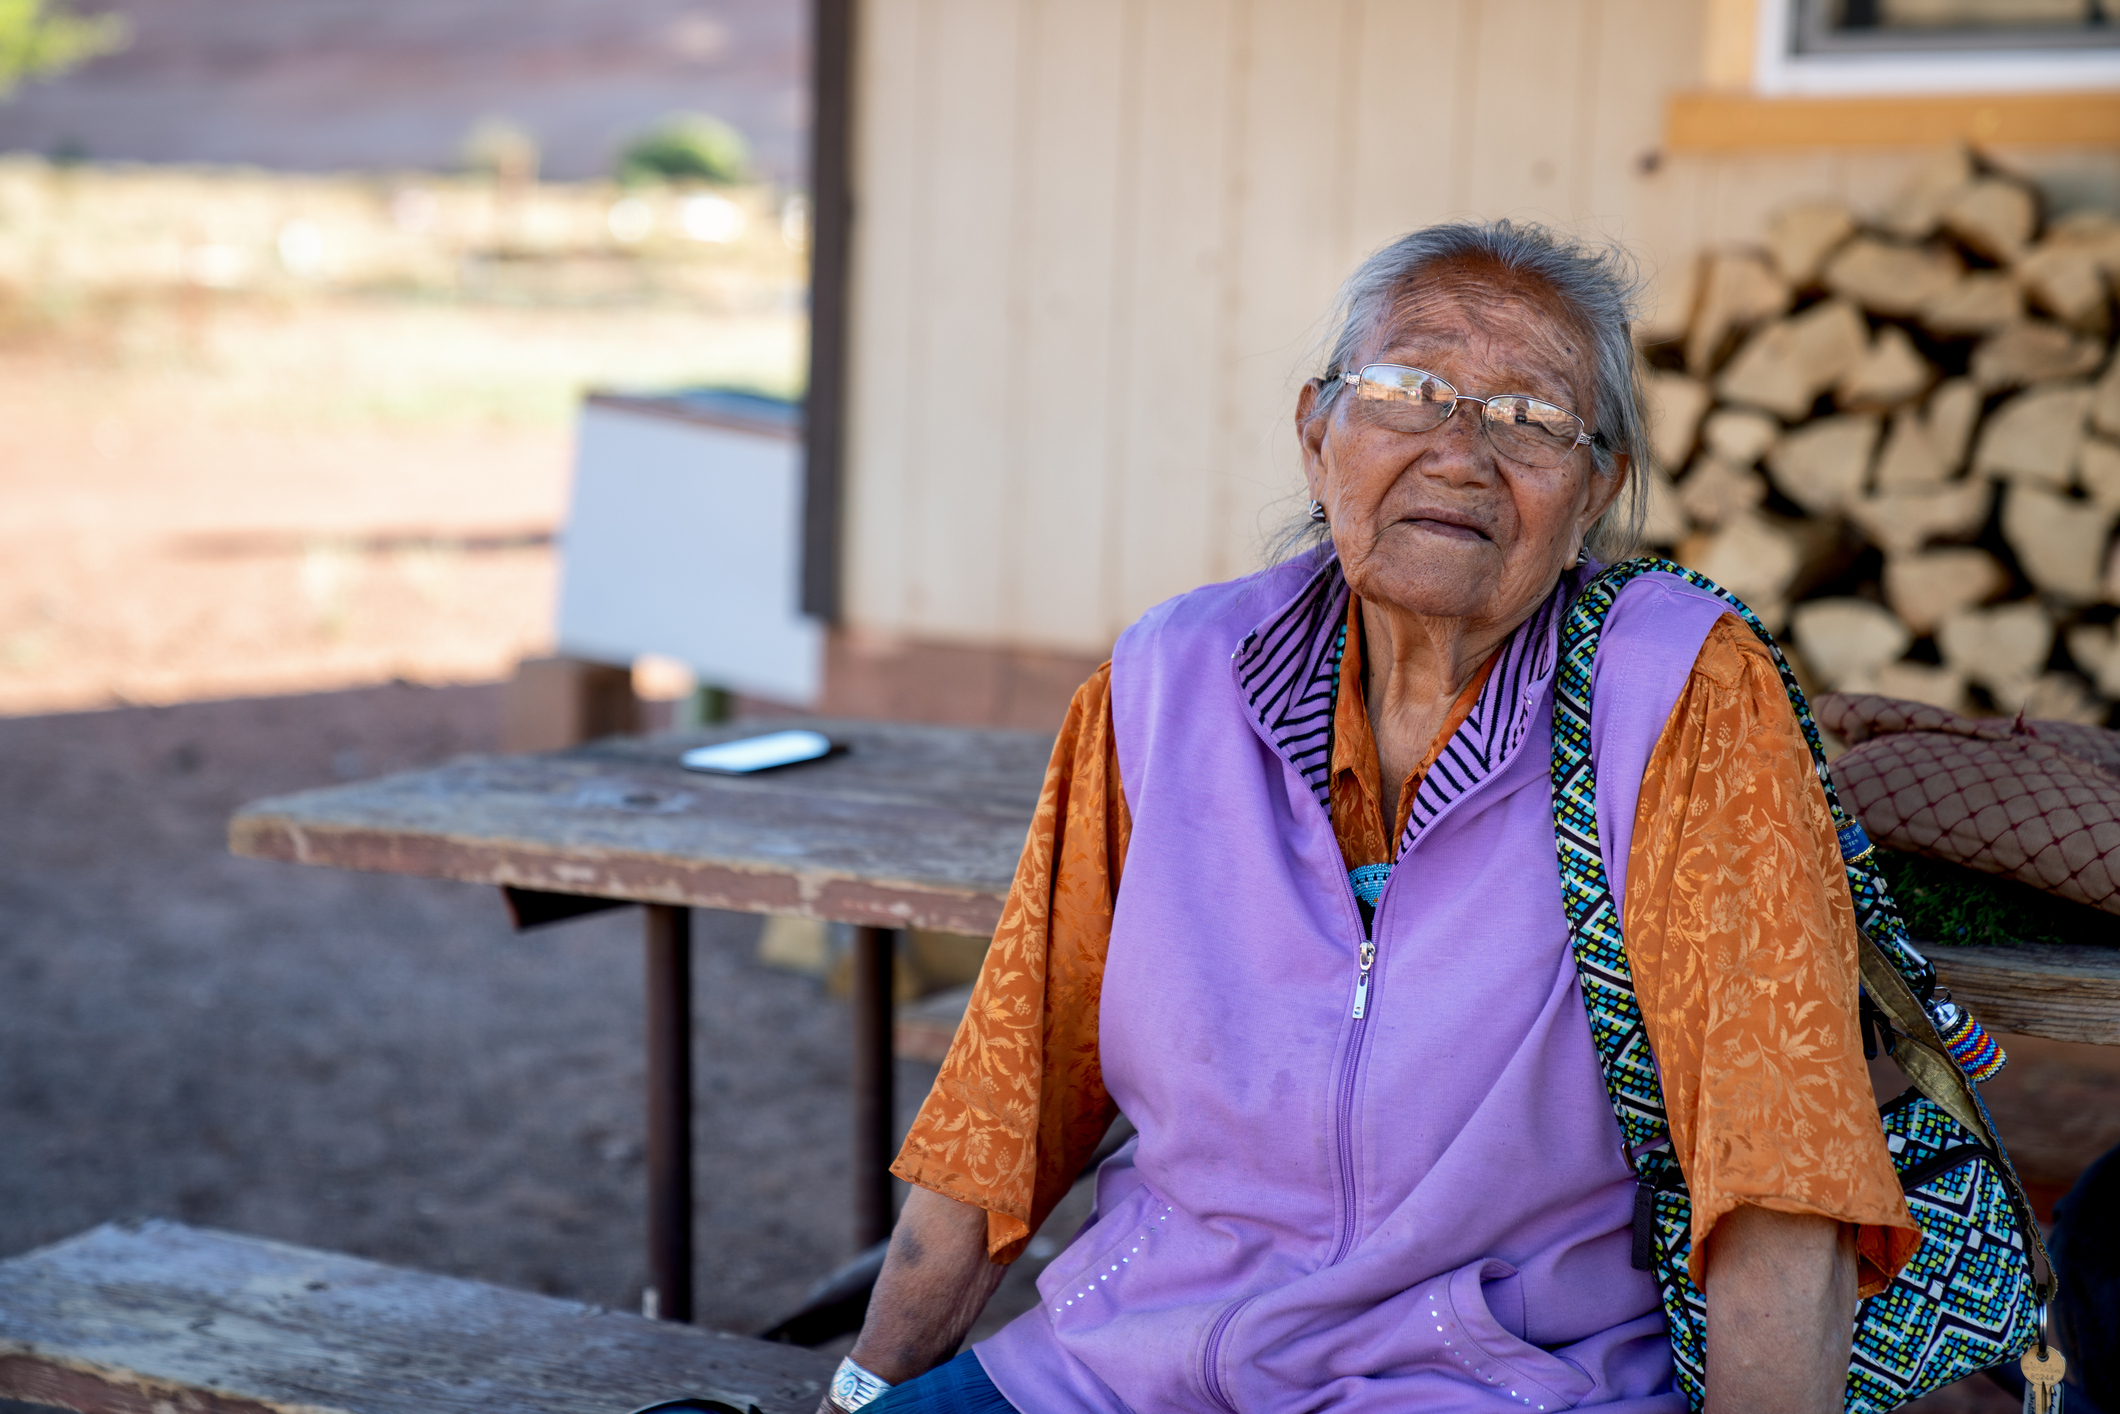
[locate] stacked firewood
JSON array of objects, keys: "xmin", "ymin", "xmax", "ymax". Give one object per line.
[{"xmin": 1639, "ymin": 146, "xmax": 2120, "ymax": 726}]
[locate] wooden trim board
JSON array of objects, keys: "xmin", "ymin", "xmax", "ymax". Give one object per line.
[
  {"xmin": 1667, "ymin": 89, "xmax": 2120, "ymax": 150},
  {"xmin": 801, "ymin": 0, "xmax": 856, "ymax": 621},
  {"xmin": 0, "ymin": 1220, "xmax": 830, "ymax": 1414}
]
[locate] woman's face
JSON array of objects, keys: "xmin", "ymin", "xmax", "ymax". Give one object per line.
[{"xmin": 1297, "ymin": 268, "xmax": 1627, "ymax": 629}]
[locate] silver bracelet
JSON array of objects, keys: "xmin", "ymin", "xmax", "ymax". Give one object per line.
[{"xmin": 829, "ymin": 1357, "xmax": 895, "ymax": 1412}]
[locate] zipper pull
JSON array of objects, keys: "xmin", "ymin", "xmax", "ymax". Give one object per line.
[{"xmin": 1351, "ymin": 941, "xmax": 1376, "ymax": 1019}]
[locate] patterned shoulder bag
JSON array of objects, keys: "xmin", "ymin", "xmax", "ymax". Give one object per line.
[{"xmin": 1550, "ymin": 557, "xmax": 2058, "ymax": 1413}]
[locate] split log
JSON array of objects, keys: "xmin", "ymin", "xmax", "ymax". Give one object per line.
[
  {"xmin": 1767, "ymin": 202, "xmax": 1856, "ymax": 286},
  {"xmin": 1875, "ymin": 407, "xmax": 1946, "ymax": 489},
  {"xmin": 1677, "ymin": 456, "xmax": 1767, "ymax": 528},
  {"xmin": 2020, "ymin": 242, "xmax": 2109, "ymax": 325},
  {"xmin": 1919, "ymin": 272, "xmax": 2023, "ymax": 336},
  {"xmin": 1971, "ymin": 321, "xmax": 2105, "ymax": 390},
  {"xmin": 1703, "ymin": 408, "xmax": 1781, "ymax": 464},
  {"xmin": 1938, "ymin": 600, "xmax": 2054, "ymax": 704},
  {"xmin": 1872, "ymin": 379, "xmax": 1984, "ymax": 488},
  {"xmin": 2094, "ymin": 354, "xmax": 2120, "ymax": 439},
  {"xmin": 1939, "ymin": 178, "xmax": 2038, "ymax": 263},
  {"xmin": 1837, "ymin": 325, "xmax": 1934, "ymax": 408},
  {"xmin": 2001, "ymin": 483, "xmax": 2114, "ymax": 601},
  {"xmin": 1846, "ymin": 478, "xmax": 1992, "ymax": 556},
  {"xmin": 1717, "ymin": 299, "xmax": 1869, "ymax": 419},
  {"xmin": 1766, "ymin": 413, "xmax": 1881, "ymax": 514},
  {"xmin": 1872, "ymin": 660, "xmax": 1967, "ymax": 712},
  {"xmin": 2080, "ymin": 438, "xmax": 2120, "ymax": 512},
  {"xmin": 1790, "ymin": 598, "xmax": 1911, "ymax": 692},
  {"xmin": 1971, "ymin": 383, "xmax": 2093, "ymax": 488},
  {"xmin": 1686, "ymin": 252, "xmax": 1790, "ymax": 373},
  {"xmin": 1645, "ymin": 372, "xmax": 1713, "ymax": 469},
  {"xmin": 1823, "ymin": 238, "xmax": 1962, "ymax": 316},
  {"xmin": 2065, "ymin": 623, "xmax": 2120, "ymax": 698},
  {"xmin": 2035, "ymin": 213, "xmax": 2120, "ymax": 328},
  {"xmin": 1881, "ymin": 145, "xmax": 1976, "ymax": 239},
  {"xmin": 1883, "ymin": 547, "xmax": 2007, "ymax": 635},
  {"xmin": 1677, "ymin": 511, "xmax": 1803, "ymax": 629},
  {"xmin": 2019, "ymin": 672, "xmax": 2107, "ymax": 725},
  {"xmin": 2047, "ymin": 211, "xmax": 2120, "ymax": 262}
]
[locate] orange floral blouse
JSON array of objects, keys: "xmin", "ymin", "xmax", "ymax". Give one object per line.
[{"xmin": 894, "ymin": 606, "xmax": 1919, "ymax": 1296}]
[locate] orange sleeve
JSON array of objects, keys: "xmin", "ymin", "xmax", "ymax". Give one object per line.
[
  {"xmin": 891, "ymin": 664, "xmax": 1128, "ymax": 1262},
  {"xmin": 1625, "ymin": 615, "xmax": 1920, "ymax": 1298}
]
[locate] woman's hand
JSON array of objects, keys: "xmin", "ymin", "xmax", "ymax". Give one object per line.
[
  {"xmin": 1703, "ymin": 1205, "xmax": 1857, "ymax": 1414},
  {"xmin": 815, "ymin": 1186, "xmax": 1009, "ymax": 1413}
]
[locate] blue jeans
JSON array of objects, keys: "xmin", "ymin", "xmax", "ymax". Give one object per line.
[{"xmin": 868, "ymin": 1350, "xmax": 1016, "ymax": 1414}]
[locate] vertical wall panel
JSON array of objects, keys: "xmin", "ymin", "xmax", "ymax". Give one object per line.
[
  {"xmin": 1207, "ymin": 0, "xmax": 1363, "ymax": 582},
  {"xmin": 1110, "ymin": 0, "xmax": 1240, "ymax": 631},
  {"xmin": 1001, "ymin": 0, "xmax": 1133, "ymax": 651},
  {"xmin": 1584, "ymin": 0, "xmax": 1703, "ymax": 333},
  {"xmin": 841, "ymin": 0, "xmax": 926, "ymax": 631},
  {"xmin": 897, "ymin": 0, "xmax": 1030, "ymax": 640},
  {"xmin": 1462, "ymin": 0, "xmax": 1592, "ymax": 221},
  {"xmin": 1346, "ymin": 0, "xmax": 1471, "ymax": 260}
]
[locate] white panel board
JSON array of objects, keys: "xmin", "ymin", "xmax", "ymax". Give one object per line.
[{"xmin": 556, "ymin": 402, "xmax": 822, "ymax": 705}]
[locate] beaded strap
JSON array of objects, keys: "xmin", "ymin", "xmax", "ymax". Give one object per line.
[{"xmin": 1550, "ymin": 557, "xmax": 1939, "ymax": 1152}]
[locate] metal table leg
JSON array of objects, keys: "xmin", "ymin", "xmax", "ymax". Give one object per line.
[
  {"xmin": 644, "ymin": 904, "xmax": 694, "ymax": 1321},
  {"xmin": 850, "ymin": 925, "xmax": 897, "ymax": 1248}
]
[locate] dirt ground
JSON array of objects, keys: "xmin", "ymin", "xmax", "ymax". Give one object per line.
[{"xmin": 0, "ymin": 294, "xmax": 800, "ymax": 716}]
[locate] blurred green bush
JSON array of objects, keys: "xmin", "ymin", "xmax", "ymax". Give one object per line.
[
  {"xmin": 0, "ymin": 0, "xmax": 129, "ymax": 97},
  {"xmin": 618, "ymin": 114, "xmax": 750, "ymax": 186}
]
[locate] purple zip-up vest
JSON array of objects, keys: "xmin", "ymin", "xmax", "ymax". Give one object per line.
[{"xmin": 976, "ymin": 554, "xmax": 1732, "ymax": 1414}]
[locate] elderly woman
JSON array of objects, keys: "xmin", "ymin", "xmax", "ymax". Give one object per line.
[{"xmin": 826, "ymin": 223, "xmax": 1917, "ymax": 1414}]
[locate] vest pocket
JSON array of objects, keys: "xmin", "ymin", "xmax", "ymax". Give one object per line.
[{"xmin": 1421, "ymin": 1257, "xmax": 1597, "ymax": 1411}]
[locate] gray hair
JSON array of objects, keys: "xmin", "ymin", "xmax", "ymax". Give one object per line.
[{"xmin": 1278, "ymin": 219, "xmax": 1650, "ymax": 564}]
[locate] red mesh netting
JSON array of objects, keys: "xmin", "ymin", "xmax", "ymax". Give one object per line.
[{"xmin": 1820, "ymin": 693, "xmax": 2120, "ymax": 918}]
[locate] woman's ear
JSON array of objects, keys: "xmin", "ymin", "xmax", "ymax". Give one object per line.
[{"xmin": 1296, "ymin": 380, "xmax": 1329, "ymax": 500}]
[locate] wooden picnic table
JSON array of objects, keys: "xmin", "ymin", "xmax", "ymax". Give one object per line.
[
  {"xmin": 229, "ymin": 719, "xmax": 1051, "ymax": 1325},
  {"xmin": 226, "ymin": 718, "xmax": 2120, "ymax": 1325}
]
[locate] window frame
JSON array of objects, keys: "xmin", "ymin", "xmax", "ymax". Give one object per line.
[{"xmin": 1756, "ymin": 0, "xmax": 2120, "ymax": 93}]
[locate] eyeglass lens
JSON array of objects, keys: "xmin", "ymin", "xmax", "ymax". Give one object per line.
[{"xmin": 1350, "ymin": 364, "xmax": 1584, "ymax": 469}]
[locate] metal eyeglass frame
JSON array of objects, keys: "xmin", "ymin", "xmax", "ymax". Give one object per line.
[{"xmin": 1333, "ymin": 364, "xmax": 1600, "ymax": 467}]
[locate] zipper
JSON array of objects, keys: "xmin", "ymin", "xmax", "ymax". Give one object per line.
[
  {"xmin": 1199, "ymin": 1294, "xmax": 1257, "ymax": 1413},
  {"xmin": 1327, "ymin": 873, "xmax": 1378, "ymax": 1267}
]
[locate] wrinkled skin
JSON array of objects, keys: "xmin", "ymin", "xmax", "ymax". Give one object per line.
[{"xmin": 1296, "ymin": 262, "xmax": 1625, "ymax": 818}]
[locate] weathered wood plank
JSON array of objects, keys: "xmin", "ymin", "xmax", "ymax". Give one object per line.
[
  {"xmin": 0, "ymin": 1221, "xmax": 830, "ymax": 1414},
  {"xmin": 1926, "ymin": 941, "xmax": 2120, "ymax": 1049},
  {"xmin": 228, "ymin": 721, "xmax": 1050, "ymax": 935}
]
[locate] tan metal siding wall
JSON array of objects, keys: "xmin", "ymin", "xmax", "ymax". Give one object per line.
[{"xmin": 840, "ymin": 0, "xmax": 2111, "ymax": 654}]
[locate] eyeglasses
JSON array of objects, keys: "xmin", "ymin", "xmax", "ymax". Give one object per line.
[{"xmin": 1331, "ymin": 363, "xmax": 1597, "ymax": 471}]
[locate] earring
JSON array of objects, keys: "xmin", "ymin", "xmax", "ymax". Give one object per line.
[{"xmin": 1308, "ymin": 499, "xmax": 1328, "ymax": 524}]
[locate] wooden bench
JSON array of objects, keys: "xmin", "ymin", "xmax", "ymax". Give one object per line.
[{"xmin": 0, "ymin": 1221, "xmax": 830, "ymax": 1414}]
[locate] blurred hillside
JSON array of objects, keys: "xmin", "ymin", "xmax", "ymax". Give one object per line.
[{"xmin": 0, "ymin": 0, "xmax": 805, "ymax": 184}]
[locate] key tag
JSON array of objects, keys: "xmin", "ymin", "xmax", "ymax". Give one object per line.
[{"xmin": 2022, "ymin": 1306, "xmax": 2067, "ymax": 1414}]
